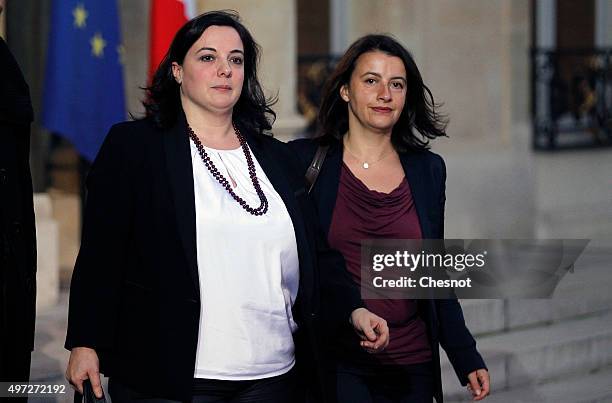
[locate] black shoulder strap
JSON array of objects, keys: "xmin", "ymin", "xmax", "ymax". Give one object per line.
[{"xmin": 305, "ymin": 144, "xmax": 329, "ymax": 194}]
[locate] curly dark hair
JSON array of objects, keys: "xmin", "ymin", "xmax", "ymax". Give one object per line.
[
  {"xmin": 142, "ymin": 10, "xmax": 276, "ymax": 135},
  {"xmin": 318, "ymin": 34, "xmax": 447, "ymax": 151}
]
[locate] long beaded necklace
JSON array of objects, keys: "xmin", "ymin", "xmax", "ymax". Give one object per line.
[{"xmin": 188, "ymin": 123, "xmax": 268, "ymax": 216}]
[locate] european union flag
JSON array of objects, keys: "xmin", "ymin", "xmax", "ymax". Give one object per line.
[{"xmin": 43, "ymin": 0, "xmax": 126, "ymax": 162}]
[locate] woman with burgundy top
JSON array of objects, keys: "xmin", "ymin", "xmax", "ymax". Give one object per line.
[{"xmin": 290, "ymin": 34, "xmax": 490, "ymax": 402}]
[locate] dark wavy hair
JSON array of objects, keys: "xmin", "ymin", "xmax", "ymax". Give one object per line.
[
  {"xmin": 318, "ymin": 34, "xmax": 447, "ymax": 151},
  {"xmin": 142, "ymin": 10, "xmax": 276, "ymax": 135}
]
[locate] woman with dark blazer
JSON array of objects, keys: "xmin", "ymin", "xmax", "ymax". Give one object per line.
[
  {"xmin": 0, "ymin": 5, "xmax": 37, "ymax": 392},
  {"xmin": 64, "ymin": 11, "xmax": 387, "ymax": 403},
  {"xmin": 289, "ymin": 34, "xmax": 490, "ymax": 402}
]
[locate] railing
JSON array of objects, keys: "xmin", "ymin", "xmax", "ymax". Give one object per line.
[{"xmin": 531, "ymin": 48, "xmax": 612, "ymax": 150}]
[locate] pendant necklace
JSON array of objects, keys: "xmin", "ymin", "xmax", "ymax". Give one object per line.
[{"xmin": 343, "ymin": 139, "xmax": 393, "ymax": 169}]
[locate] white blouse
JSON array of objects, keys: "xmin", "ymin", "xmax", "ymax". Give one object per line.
[{"xmin": 190, "ymin": 139, "xmax": 300, "ymax": 380}]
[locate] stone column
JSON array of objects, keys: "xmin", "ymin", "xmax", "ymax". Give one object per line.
[
  {"xmin": 595, "ymin": 0, "xmax": 612, "ymax": 47},
  {"xmin": 119, "ymin": 0, "xmax": 149, "ymax": 117},
  {"xmin": 34, "ymin": 194, "xmax": 60, "ymax": 309},
  {"xmin": 504, "ymin": 0, "xmax": 531, "ymax": 147},
  {"xmin": 536, "ymin": 0, "xmax": 556, "ymax": 48},
  {"xmin": 535, "ymin": 0, "xmax": 555, "ymax": 147},
  {"xmin": 197, "ymin": 0, "xmax": 306, "ymax": 134},
  {"xmin": 329, "ymin": 0, "xmax": 349, "ymax": 54}
]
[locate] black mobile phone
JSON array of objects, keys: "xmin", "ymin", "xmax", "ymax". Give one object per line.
[{"xmin": 74, "ymin": 379, "xmax": 107, "ymax": 403}]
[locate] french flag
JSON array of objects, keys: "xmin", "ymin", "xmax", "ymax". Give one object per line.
[{"xmin": 148, "ymin": 0, "xmax": 197, "ymax": 82}]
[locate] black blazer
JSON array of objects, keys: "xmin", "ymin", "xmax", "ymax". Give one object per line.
[
  {"xmin": 289, "ymin": 138, "xmax": 486, "ymax": 403},
  {"xmin": 65, "ymin": 114, "xmax": 355, "ymax": 401},
  {"xmin": 0, "ymin": 37, "xmax": 36, "ymax": 358}
]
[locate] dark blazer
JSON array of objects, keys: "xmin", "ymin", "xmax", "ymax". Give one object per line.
[
  {"xmin": 65, "ymin": 113, "xmax": 355, "ymax": 402},
  {"xmin": 289, "ymin": 138, "xmax": 486, "ymax": 403},
  {"xmin": 0, "ymin": 37, "xmax": 37, "ymax": 369}
]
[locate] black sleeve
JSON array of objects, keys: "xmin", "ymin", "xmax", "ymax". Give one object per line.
[
  {"xmin": 287, "ymin": 138, "xmax": 364, "ymax": 325},
  {"xmin": 64, "ymin": 124, "xmax": 134, "ymax": 351},
  {"xmin": 433, "ymin": 154, "xmax": 487, "ymax": 385},
  {"xmin": 315, "ymin": 227, "xmax": 364, "ymax": 326},
  {"xmin": 436, "ymin": 298, "xmax": 487, "ymax": 385}
]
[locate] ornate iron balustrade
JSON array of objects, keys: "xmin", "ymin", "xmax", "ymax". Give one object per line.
[{"xmin": 531, "ymin": 48, "xmax": 612, "ymax": 150}]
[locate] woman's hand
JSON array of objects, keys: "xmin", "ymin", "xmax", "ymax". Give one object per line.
[
  {"xmin": 66, "ymin": 347, "xmax": 104, "ymax": 398},
  {"xmin": 349, "ymin": 308, "xmax": 389, "ymax": 353},
  {"xmin": 467, "ymin": 368, "xmax": 490, "ymax": 400}
]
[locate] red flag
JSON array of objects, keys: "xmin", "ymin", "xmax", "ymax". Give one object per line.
[{"xmin": 148, "ymin": 0, "xmax": 196, "ymax": 83}]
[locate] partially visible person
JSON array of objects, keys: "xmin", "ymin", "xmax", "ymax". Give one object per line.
[
  {"xmin": 0, "ymin": 0, "xmax": 38, "ymax": 393},
  {"xmin": 290, "ymin": 34, "xmax": 489, "ymax": 402}
]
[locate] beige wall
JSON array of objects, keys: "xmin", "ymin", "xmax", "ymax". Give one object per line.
[
  {"xmin": 345, "ymin": 0, "xmax": 531, "ymax": 146},
  {"xmin": 120, "ymin": 0, "xmax": 305, "ymax": 131},
  {"xmin": 118, "ymin": 1, "xmax": 532, "ymax": 140},
  {"xmin": 120, "ymin": 0, "xmax": 149, "ymax": 118},
  {"xmin": 198, "ymin": 0, "xmax": 305, "ymax": 131}
]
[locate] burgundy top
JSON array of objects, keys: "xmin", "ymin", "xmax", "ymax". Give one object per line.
[{"xmin": 328, "ymin": 163, "xmax": 432, "ymax": 365}]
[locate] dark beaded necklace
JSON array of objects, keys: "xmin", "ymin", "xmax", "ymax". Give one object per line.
[{"xmin": 188, "ymin": 123, "xmax": 268, "ymax": 216}]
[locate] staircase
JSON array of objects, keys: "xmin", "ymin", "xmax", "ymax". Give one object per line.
[{"xmin": 442, "ymin": 242, "xmax": 612, "ymax": 403}]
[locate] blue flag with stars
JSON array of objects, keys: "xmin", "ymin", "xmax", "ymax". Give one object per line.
[{"xmin": 43, "ymin": 0, "xmax": 126, "ymax": 162}]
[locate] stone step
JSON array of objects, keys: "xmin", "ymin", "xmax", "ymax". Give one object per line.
[
  {"xmin": 459, "ymin": 249, "xmax": 612, "ymax": 335},
  {"xmin": 461, "ymin": 287, "xmax": 612, "ymax": 338},
  {"xmin": 505, "ymin": 245, "xmax": 612, "ymax": 330},
  {"xmin": 441, "ymin": 310, "xmax": 612, "ymax": 396},
  {"xmin": 444, "ymin": 365, "xmax": 612, "ymax": 403},
  {"xmin": 460, "ymin": 299, "xmax": 505, "ymax": 335},
  {"xmin": 441, "ymin": 349, "xmax": 507, "ymax": 399}
]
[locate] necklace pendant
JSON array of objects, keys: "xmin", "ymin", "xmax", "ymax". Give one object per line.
[{"xmin": 363, "ymin": 162, "xmax": 369, "ymax": 169}]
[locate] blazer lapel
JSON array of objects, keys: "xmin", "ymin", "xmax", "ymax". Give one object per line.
[
  {"xmin": 400, "ymin": 152, "xmax": 434, "ymax": 239},
  {"xmin": 163, "ymin": 113, "xmax": 200, "ymax": 296}
]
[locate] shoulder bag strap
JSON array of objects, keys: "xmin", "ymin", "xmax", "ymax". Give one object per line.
[{"xmin": 305, "ymin": 144, "xmax": 329, "ymax": 194}]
